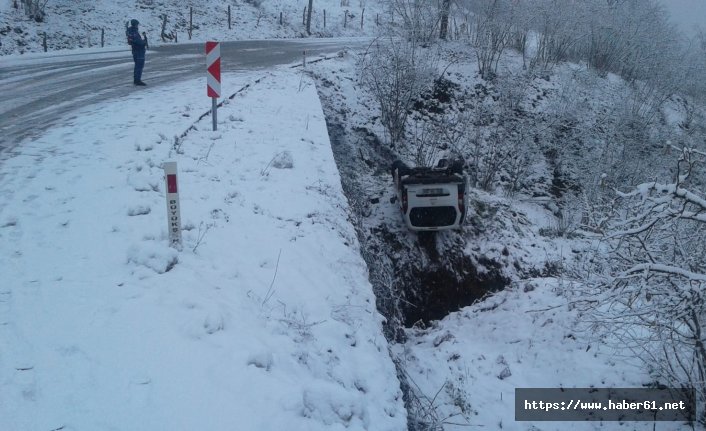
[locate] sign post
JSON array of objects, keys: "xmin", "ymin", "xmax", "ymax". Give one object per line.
[
  {"xmin": 206, "ymin": 41, "xmax": 221, "ymax": 131},
  {"xmin": 164, "ymin": 162, "xmax": 182, "ymax": 250}
]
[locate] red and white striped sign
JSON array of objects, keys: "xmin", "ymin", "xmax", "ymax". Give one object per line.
[{"xmin": 206, "ymin": 41, "xmax": 221, "ymax": 98}]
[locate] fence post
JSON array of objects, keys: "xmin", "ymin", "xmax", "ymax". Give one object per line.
[
  {"xmin": 43, "ymin": 32, "xmax": 47, "ymax": 52},
  {"xmin": 306, "ymin": 0, "xmax": 313, "ymax": 35},
  {"xmin": 361, "ymin": 7, "xmax": 364, "ymax": 29},
  {"xmin": 279, "ymin": 11, "xmax": 283, "ymax": 25},
  {"xmin": 303, "ymin": 50, "xmax": 306, "ymax": 68},
  {"xmin": 189, "ymin": 6, "xmax": 193, "ymax": 40},
  {"xmin": 101, "ymin": 28, "xmax": 104, "ymax": 47},
  {"xmin": 228, "ymin": 5, "xmax": 231, "ymax": 29},
  {"xmin": 376, "ymin": 13, "xmax": 378, "ymax": 26},
  {"xmin": 323, "ymin": 9, "xmax": 326, "ymax": 29},
  {"xmin": 344, "ymin": 10, "xmax": 347, "ymax": 28},
  {"xmin": 302, "ymin": 6, "xmax": 306, "ymax": 25}
]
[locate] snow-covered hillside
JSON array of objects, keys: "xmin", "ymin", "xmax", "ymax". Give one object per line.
[
  {"xmin": 307, "ymin": 41, "xmax": 705, "ymax": 430},
  {"xmin": 0, "ymin": 67, "xmax": 406, "ymax": 430},
  {"xmin": 0, "ymin": 0, "xmax": 384, "ymax": 55}
]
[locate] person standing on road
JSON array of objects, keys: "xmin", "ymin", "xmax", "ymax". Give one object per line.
[{"xmin": 126, "ymin": 19, "xmax": 147, "ymax": 86}]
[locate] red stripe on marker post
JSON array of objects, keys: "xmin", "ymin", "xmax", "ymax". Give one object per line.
[
  {"xmin": 167, "ymin": 174, "xmax": 178, "ymax": 194},
  {"xmin": 207, "ymin": 58, "xmax": 221, "ymax": 96},
  {"xmin": 163, "ymin": 162, "xmax": 182, "ymax": 250}
]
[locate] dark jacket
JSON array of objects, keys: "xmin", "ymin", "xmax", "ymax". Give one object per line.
[{"xmin": 127, "ymin": 26, "xmax": 146, "ymax": 56}]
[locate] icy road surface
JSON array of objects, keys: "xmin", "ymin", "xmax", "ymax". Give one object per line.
[{"xmin": 0, "ymin": 38, "xmax": 368, "ymax": 150}]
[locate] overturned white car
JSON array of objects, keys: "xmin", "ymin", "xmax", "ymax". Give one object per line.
[{"xmin": 391, "ymin": 159, "xmax": 467, "ymax": 231}]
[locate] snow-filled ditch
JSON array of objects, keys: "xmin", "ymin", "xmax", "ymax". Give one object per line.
[{"xmin": 0, "ymin": 69, "xmax": 406, "ymax": 430}]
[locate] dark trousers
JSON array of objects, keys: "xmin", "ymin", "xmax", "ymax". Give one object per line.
[{"xmin": 132, "ymin": 51, "xmax": 145, "ymax": 82}]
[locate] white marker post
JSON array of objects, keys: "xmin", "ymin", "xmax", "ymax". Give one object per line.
[
  {"xmin": 164, "ymin": 161, "xmax": 182, "ymax": 250},
  {"xmin": 206, "ymin": 41, "xmax": 221, "ymax": 132}
]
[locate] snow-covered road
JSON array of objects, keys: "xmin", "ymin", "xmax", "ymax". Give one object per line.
[{"xmin": 0, "ymin": 38, "xmax": 369, "ymax": 151}]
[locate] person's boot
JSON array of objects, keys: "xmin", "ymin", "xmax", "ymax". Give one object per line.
[{"xmin": 134, "ymin": 80, "xmax": 147, "ymax": 86}]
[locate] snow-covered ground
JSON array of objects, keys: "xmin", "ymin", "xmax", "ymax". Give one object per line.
[
  {"xmin": 0, "ymin": 68, "xmax": 406, "ymax": 430},
  {"xmin": 392, "ymin": 279, "xmax": 676, "ymax": 431},
  {"xmin": 0, "ymin": 0, "xmax": 386, "ymax": 55},
  {"xmin": 2, "ymin": 5, "xmax": 704, "ymax": 427}
]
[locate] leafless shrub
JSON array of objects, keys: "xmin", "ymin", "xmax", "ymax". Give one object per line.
[
  {"xmin": 261, "ymin": 249, "xmax": 281, "ymax": 306},
  {"xmin": 496, "ymin": 72, "xmax": 528, "ymax": 113},
  {"xmin": 159, "ymin": 13, "xmax": 177, "ymax": 42},
  {"xmin": 526, "ymin": 0, "xmax": 577, "ymax": 71},
  {"xmin": 277, "ymin": 305, "xmax": 325, "ymax": 341},
  {"xmin": 400, "ymin": 370, "xmax": 471, "ymax": 431},
  {"xmin": 508, "ymin": 1, "xmax": 531, "ymax": 69},
  {"xmin": 585, "ymin": 148, "xmax": 706, "ymax": 427},
  {"xmin": 359, "ymin": 36, "xmax": 437, "ymax": 147},
  {"xmin": 411, "ymin": 123, "xmax": 439, "ymax": 168},
  {"xmin": 468, "ymin": 0, "xmax": 512, "ymax": 80},
  {"xmin": 255, "ymin": 8, "xmax": 266, "ymax": 26},
  {"xmin": 191, "ymin": 221, "xmax": 213, "ymax": 253},
  {"xmin": 21, "ymin": 0, "xmax": 48, "ymax": 22},
  {"xmin": 387, "ymin": 0, "xmax": 440, "ymax": 44},
  {"xmin": 431, "ymin": 110, "xmax": 472, "ymax": 156},
  {"xmin": 503, "ymin": 141, "xmax": 533, "ymax": 197}
]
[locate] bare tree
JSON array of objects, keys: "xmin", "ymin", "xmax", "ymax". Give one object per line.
[
  {"xmin": 530, "ymin": 0, "xmax": 576, "ymax": 70},
  {"xmin": 588, "ymin": 147, "xmax": 706, "ymax": 426},
  {"xmin": 468, "ymin": 0, "xmax": 512, "ymax": 79},
  {"xmin": 507, "ymin": 0, "xmax": 531, "ymax": 69},
  {"xmin": 439, "ymin": 0, "xmax": 451, "ymax": 40},
  {"xmin": 387, "ymin": 0, "xmax": 440, "ymax": 43},
  {"xmin": 685, "ymin": 29, "xmax": 706, "ymax": 101}
]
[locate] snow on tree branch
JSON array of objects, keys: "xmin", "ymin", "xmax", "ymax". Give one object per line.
[
  {"xmin": 618, "ymin": 263, "xmax": 706, "ymax": 283},
  {"xmin": 592, "ymin": 146, "xmax": 706, "ymax": 426},
  {"xmin": 610, "ymin": 147, "xmax": 706, "ymax": 237}
]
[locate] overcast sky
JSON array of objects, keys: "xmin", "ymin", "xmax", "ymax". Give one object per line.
[{"xmin": 660, "ymin": 0, "xmax": 705, "ymax": 37}]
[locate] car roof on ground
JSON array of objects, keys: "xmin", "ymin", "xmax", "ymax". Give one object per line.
[{"xmin": 400, "ymin": 171, "xmax": 465, "ymax": 185}]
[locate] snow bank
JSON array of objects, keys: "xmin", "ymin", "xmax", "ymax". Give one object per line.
[
  {"xmin": 396, "ymin": 279, "xmax": 653, "ymax": 431},
  {"xmin": 0, "ymin": 69, "xmax": 405, "ymax": 430}
]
